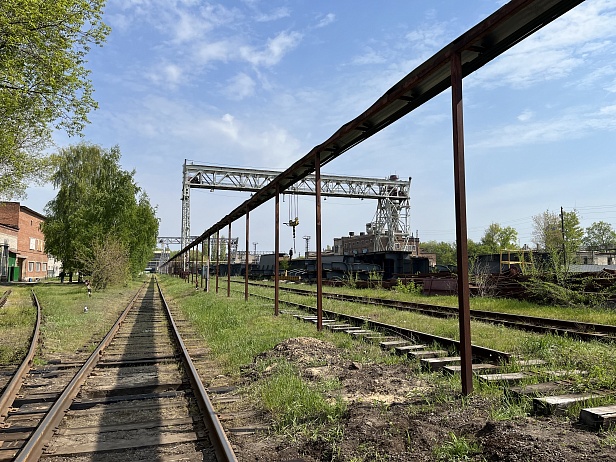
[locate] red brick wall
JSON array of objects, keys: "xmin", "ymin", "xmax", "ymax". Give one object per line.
[
  {"xmin": 18, "ymin": 207, "xmax": 47, "ymax": 281},
  {"xmin": 0, "ymin": 202, "xmax": 20, "ymax": 228}
]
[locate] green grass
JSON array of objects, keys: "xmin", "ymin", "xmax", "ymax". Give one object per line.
[
  {"xmin": 32, "ymin": 279, "xmax": 146, "ymax": 358},
  {"xmin": 158, "ymin": 276, "xmax": 406, "ymax": 375},
  {"xmin": 0, "ymin": 286, "xmax": 36, "ymax": 364},
  {"xmin": 159, "ymin": 275, "xmax": 616, "ymax": 441},
  {"xmin": 242, "ymin": 281, "xmax": 616, "ymax": 388},
  {"xmin": 253, "ymin": 359, "xmax": 346, "ymax": 430},
  {"xmin": 247, "ymin": 278, "xmax": 616, "ymax": 325},
  {"xmin": 433, "ymin": 432, "xmax": 483, "ymax": 462}
]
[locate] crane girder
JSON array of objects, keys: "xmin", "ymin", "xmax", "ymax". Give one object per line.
[{"xmin": 184, "ymin": 164, "xmax": 410, "ymax": 199}]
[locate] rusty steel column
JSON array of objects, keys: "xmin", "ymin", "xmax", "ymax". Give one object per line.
[
  {"xmin": 200, "ymin": 241, "xmax": 205, "ymax": 288},
  {"xmin": 206, "ymin": 236, "xmax": 211, "ymax": 292},
  {"xmin": 190, "ymin": 247, "xmax": 194, "ymax": 284},
  {"xmin": 245, "ymin": 208, "xmax": 249, "ymax": 301},
  {"xmin": 274, "ymin": 185, "xmax": 280, "ymax": 316},
  {"xmin": 451, "ymin": 51, "xmax": 473, "ymax": 396},
  {"xmin": 215, "ymin": 231, "xmax": 220, "ymax": 294},
  {"xmin": 315, "ymin": 155, "xmax": 323, "ymax": 331},
  {"xmin": 227, "ymin": 223, "xmax": 232, "ymax": 297}
]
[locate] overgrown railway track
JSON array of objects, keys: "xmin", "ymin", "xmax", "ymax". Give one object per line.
[
  {"xmin": 231, "ymin": 286, "xmax": 510, "ymax": 364},
  {"xmin": 0, "ymin": 279, "xmax": 236, "ymax": 462},
  {"xmin": 242, "ymin": 280, "xmax": 616, "ymax": 342}
]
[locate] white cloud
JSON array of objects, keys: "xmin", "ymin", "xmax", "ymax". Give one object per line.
[
  {"xmin": 225, "ymin": 73, "xmax": 256, "ymax": 100},
  {"xmin": 405, "ymin": 21, "xmax": 449, "ymax": 55},
  {"xmin": 195, "ymin": 40, "xmax": 234, "ymax": 65},
  {"xmin": 351, "ymin": 48, "xmax": 386, "ymax": 66},
  {"xmin": 255, "ymin": 7, "xmax": 290, "ymax": 22},
  {"xmin": 517, "ymin": 110, "xmax": 533, "ymax": 122},
  {"xmin": 471, "ymin": 104, "xmax": 616, "ymax": 150},
  {"xmin": 470, "ymin": 0, "xmax": 616, "ymax": 89},
  {"xmin": 146, "ymin": 62, "xmax": 184, "ymax": 88},
  {"xmin": 240, "ymin": 31, "xmax": 302, "ymax": 67},
  {"xmin": 315, "ymin": 13, "xmax": 335, "ymax": 29}
]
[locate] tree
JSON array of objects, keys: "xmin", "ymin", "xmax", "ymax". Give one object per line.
[
  {"xmin": 0, "ymin": 0, "xmax": 109, "ymax": 199},
  {"xmin": 43, "ymin": 143, "xmax": 158, "ymax": 282},
  {"xmin": 78, "ymin": 236, "xmax": 129, "ymax": 290},
  {"xmin": 583, "ymin": 221, "xmax": 616, "ymax": 251},
  {"xmin": 419, "ymin": 240, "xmax": 456, "ymax": 266},
  {"xmin": 531, "ymin": 209, "xmax": 583, "ymax": 273},
  {"xmin": 480, "ymin": 223, "xmax": 518, "ymax": 253},
  {"xmin": 532, "ymin": 210, "xmax": 562, "ymax": 252}
]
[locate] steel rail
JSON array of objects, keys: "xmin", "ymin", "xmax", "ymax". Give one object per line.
[
  {"xmin": 239, "ymin": 289, "xmax": 510, "ymax": 363},
  {"xmin": 327, "ymin": 292, "xmax": 616, "ymax": 341},
  {"xmin": 14, "ymin": 283, "xmax": 145, "ymax": 462},
  {"xmin": 244, "ymin": 281, "xmax": 616, "ymax": 342},
  {"xmin": 156, "ymin": 277, "xmax": 238, "ymax": 462},
  {"xmin": 0, "ymin": 290, "xmax": 41, "ymax": 424},
  {"xmin": 0, "ymin": 289, "xmax": 11, "ymax": 309}
]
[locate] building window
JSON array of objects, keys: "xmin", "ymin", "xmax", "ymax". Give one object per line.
[
  {"xmin": 36, "ymin": 262, "xmax": 41, "ymax": 271},
  {"xmin": 28, "ymin": 262, "xmax": 34, "ymax": 272},
  {"xmin": 30, "ymin": 238, "xmax": 36, "ymax": 250},
  {"xmin": 43, "ymin": 263, "xmax": 47, "ymax": 272}
]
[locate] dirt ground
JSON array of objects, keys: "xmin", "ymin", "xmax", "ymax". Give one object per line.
[{"xmin": 225, "ymin": 337, "xmax": 616, "ymax": 462}]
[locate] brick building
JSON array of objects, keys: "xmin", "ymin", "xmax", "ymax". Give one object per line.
[{"xmin": 0, "ymin": 202, "xmax": 48, "ymax": 281}]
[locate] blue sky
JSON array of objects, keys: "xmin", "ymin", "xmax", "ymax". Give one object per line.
[{"xmin": 26, "ymin": 0, "xmax": 616, "ymax": 254}]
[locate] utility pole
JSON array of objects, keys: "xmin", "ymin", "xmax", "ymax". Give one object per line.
[
  {"xmin": 303, "ymin": 235, "xmax": 311, "ymax": 258},
  {"xmin": 560, "ymin": 206, "xmax": 567, "ymax": 268},
  {"xmin": 252, "ymin": 242, "xmax": 258, "ymax": 257}
]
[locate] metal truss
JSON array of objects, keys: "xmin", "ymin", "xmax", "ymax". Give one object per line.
[
  {"xmin": 182, "ymin": 162, "xmax": 412, "ymax": 253},
  {"xmin": 185, "ymin": 163, "xmax": 408, "ymax": 199},
  {"xmin": 158, "ymin": 235, "xmax": 238, "ymax": 270}
]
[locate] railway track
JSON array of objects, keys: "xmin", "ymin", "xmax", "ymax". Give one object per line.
[
  {"xmin": 241, "ymin": 280, "xmax": 616, "ymax": 342},
  {"xmin": 232, "ymin": 285, "xmax": 616, "ymax": 428},
  {"xmin": 231, "ymin": 287, "xmax": 510, "ymax": 364},
  {"xmin": 0, "ymin": 278, "xmax": 236, "ymax": 462}
]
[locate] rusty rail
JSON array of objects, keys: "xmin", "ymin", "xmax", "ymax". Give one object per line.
[
  {"xmin": 240, "ymin": 288, "xmax": 510, "ymax": 363},
  {"xmin": 242, "ymin": 281, "xmax": 616, "ymax": 342},
  {"xmin": 0, "ymin": 289, "xmax": 11, "ymax": 309},
  {"xmin": 14, "ymin": 283, "xmax": 145, "ymax": 462},
  {"xmin": 156, "ymin": 277, "xmax": 237, "ymax": 462},
  {"xmin": 0, "ymin": 290, "xmax": 40, "ymax": 424}
]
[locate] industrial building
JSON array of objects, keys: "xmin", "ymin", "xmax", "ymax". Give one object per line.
[{"xmin": 0, "ymin": 202, "xmax": 50, "ymax": 282}]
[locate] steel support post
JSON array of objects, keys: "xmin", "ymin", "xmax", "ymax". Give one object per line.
[
  {"xmin": 227, "ymin": 223, "xmax": 232, "ymax": 297},
  {"xmin": 315, "ymin": 155, "xmax": 323, "ymax": 331},
  {"xmin": 216, "ymin": 231, "xmax": 220, "ymax": 294},
  {"xmin": 206, "ymin": 237, "xmax": 211, "ymax": 292},
  {"xmin": 200, "ymin": 241, "xmax": 204, "ymax": 288},
  {"xmin": 274, "ymin": 185, "xmax": 280, "ymax": 316},
  {"xmin": 451, "ymin": 52, "xmax": 473, "ymax": 396},
  {"xmin": 245, "ymin": 208, "xmax": 249, "ymax": 301}
]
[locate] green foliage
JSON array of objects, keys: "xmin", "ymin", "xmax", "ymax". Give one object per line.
[
  {"xmin": 532, "ymin": 209, "xmax": 583, "ymax": 273},
  {"xmin": 395, "ymin": 279, "xmax": 422, "ymax": 295},
  {"xmin": 0, "ymin": 0, "xmax": 109, "ymax": 199},
  {"xmin": 77, "ymin": 236, "xmax": 130, "ymax": 289},
  {"xmin": 43, "ymin": 143, "xmax": 158, "ymax": 281},
  {"xmin": 583, "ymin": 221, "xmax": 616, "ymax": 251},
  {"xmin": 521, "ymin": 278, "xmax": 595, "ymax": 307},
  {"xmin": 480, "ymin": 222, "xmax": 518, "ymax": 253},
  {"xmin": 420, "ymin": 240, "xmax": 457, "ymax": 266},
  {"xmin": 433, "ymin": 432, "xmax": 482, "ymax": 461}
]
